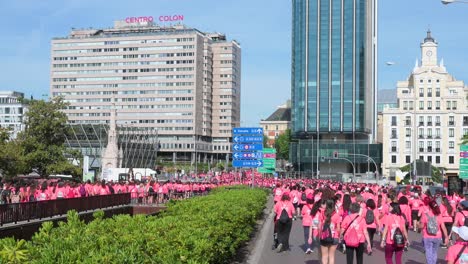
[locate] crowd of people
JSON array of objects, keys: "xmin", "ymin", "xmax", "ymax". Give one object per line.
[
  {"xmin": 272, "ymin": 180, "xmax": 468, "ymax": 264},
  {"xmin": 0, "ymin": 178, "xmax": 222, "ymax": 205}
]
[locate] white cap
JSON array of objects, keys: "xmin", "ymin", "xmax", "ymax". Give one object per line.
[{"xmin": 452, "ymin": 226, "xmax": 468, "ymax": 241}]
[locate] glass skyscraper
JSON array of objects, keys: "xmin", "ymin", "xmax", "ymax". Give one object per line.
[{"xmin": 290, "ymin": 0, "xmax": 381, "ymax": 177}]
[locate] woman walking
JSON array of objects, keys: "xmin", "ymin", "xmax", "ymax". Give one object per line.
[
  {"xmin": 301, "ymin": 193, "xmax": 314, "ymax": 254},
  {"xmin": 318, "ymin": 199, "xmax": 341, "ymax": 264},
  {"xmin": 441, "ymin": 196, "xmax": 455, "ymax": 248},
  {"xmin": 363, "ymin": 198, "xmax": 379, "ymax": 252},
  {"xmin": 309, "ymin": 199, "xmax": 325, "ymax": 254},
  {"xmin": 273, "ymin": 191, "xmax": 295, "ymax": 253},
  {"xmin": 340, "ymin": 203, "xmax": 372, "ymax": 264},
  {"xmin": 419, "ymin": 199, "xmax": 449, "ymax": 264},
  {"xmin": 380, "ymin": 203, "xmax": 409, "ymax": 264}
]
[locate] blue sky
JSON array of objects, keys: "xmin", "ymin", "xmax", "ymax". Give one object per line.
[{"xmin": 0, "ymin": 0, "xmax": 467, "ymax": 126}]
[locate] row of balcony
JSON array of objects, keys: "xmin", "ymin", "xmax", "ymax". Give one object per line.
[
  {"xmin": 393, "ymin": 121, "xmax": 464, "ymax": 127},
  {"xmin": 418, "ymin": 92, "xmax": 440, "ymax": 97},
  {"xmin": 391, "ymin": 134, "xmax": 443, "ymax": 139},
  {"xmin": 401, "ymin": 107, "xmax": 458, "ymax": 111},
  {"xmin": 390, "ymin": 147, "xmax": 441, "ymax": 153}
]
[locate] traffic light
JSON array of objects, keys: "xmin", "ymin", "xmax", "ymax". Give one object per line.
[{"xmin": 333, "ymin": 151, "xmax": 338, "ymax": 159}]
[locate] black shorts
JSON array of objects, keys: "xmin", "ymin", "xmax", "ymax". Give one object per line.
[{"xmin": 411, "ymin": 210, "xmax": 420, "ymax": 221}]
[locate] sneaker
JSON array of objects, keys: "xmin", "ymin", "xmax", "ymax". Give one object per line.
[
  {"xmin": 441, "ymin": 244, "xmax": 448, "ymax": 249},
  {"xmin": 276, "ymin": 243, "xmax": 283, "ymax": 253},
  {"xmin": 305, "ymin": 248, "xmax": 313, "ymax": 254}
]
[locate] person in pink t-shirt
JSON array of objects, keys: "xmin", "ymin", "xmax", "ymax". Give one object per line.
[
  {"xmin": 318, "ymin": 199, "xmax": 341, "ymax": 264},
  {"xmin": 301, "ymin": 193, "xmax": 314, "ymax": 254},
  {"xmin": 441, "ymin": 196, "xmax": 455, "ymax": 248},
  {"xmin": 273, "ymin": 192, "xmax": 295, "ymax": 253},
  {"xmin": 454, "ymin": 200, "xmax": 468, "ymax": 228},
  {"xmin": 419, "ymin": 200, "xmax": 448, "ymax": 264},
  {"xmin": 362, "ymin": 198, "xmax": 380, "ymax": 252},
  {"xmin": 308, "ymin": 199, "xmax": 325, "ymax": 254},
  {"xmin": 340, "ymin": 203, "xmax": 371, "ymax": 264},
  {"xmin": 273, "ymin": 183, "xmax": 283, "ymax": 204},
  {"xmin": 380, "ymin": 203, "xmax": 409, "ymax": 264},
  {"xmin": 409, "ymin": 193, "xmax": 423, "ymax": 232},
  {"xmin": 446, "ymin": 226, "xmax": 468, "ymax": 264}
]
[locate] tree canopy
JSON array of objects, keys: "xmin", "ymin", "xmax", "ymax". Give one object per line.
[{"xmin": 0, "ymin": 97, "xmax": 82, "ymax": 179}]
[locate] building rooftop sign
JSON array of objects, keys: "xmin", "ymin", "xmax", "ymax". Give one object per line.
[{"xmin": 125, "ymin": 15, "xmax": 184, "ymax": 24}]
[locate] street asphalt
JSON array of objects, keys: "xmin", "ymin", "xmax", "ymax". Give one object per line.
[{"xmin": 247, "ymin": 201, "xmax": 448, "ymax": 264}]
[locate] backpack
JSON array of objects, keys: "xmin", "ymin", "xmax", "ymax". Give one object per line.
[
  {"xmin": 426, "ymin": 213, "xmax": 439, "ymax": 235},
  {"xmin": 344, "ymin": 217, "xmax": 360, "ymax": 247},
  {"xmin": 279, "ymin": 206, "xmax": 290, "ymax": 224},
  {"xmin": 79, "ymin": 185, "xmax": 86, "ymax": 197},
  {"xmin": 320, "ymin": 223, "xmax": 334, "ymax": 245},
  {"xmin": 365, "ymin": 209, "xmax": 375, "ymax": 224},
  {"xmin": 393, "ymin": 227, "xmax": 405, "ymax": 248},
  {"xmin": 301, "ymin": 192, "xmax": 307, "ymax": 201},
  {"xmin": 148, "ymin": 186, "xmax": 155, "ymax": 194}
]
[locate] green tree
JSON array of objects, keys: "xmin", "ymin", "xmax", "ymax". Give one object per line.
[
  {"xmin": 461, "ymin": 134, "xmax": 468, "ymax": 146},
  {"xmin": 0, "ymin": 140, "xmax": 26, "ymax": 180},
  {"xmin": 399, "ymin": 161, "xmax": 444, "ymax": 184},
  {"xmin": 18, "ymin": 97, "xmax": 76, "ymax": 177},
  {"xmin": 275, "ymin": 129, "xmax": 291, "ymax": 160},
  {"xmin": 263, "ymin": 134, "xmax": 269, "ymax": 147}
]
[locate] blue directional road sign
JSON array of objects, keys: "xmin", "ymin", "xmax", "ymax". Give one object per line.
[
  {"xmin": 233, "ymin": 136, "xmax": 263, "ymax": 143},
  {"xmin": 233, "ymin": 160, "xmax": 264, "ymax": 168},
  {"xmin": 233, "ymin": 127, "xmax": 263, "ymax": 135},
  {"xmin": 233, "ymin": 144, "xmax": 263, "ymax": 151},
  {"xmin": 233, "ymin": 152, "xmax": 263, "ymax": 160}
]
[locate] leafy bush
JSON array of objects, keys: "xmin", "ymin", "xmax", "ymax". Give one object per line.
[{"xmin": 0, "ymin": 187, "xmax": 267, "ymax": 264}]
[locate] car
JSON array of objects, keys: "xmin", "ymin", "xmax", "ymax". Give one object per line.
[
  {"xmin": 428, "ymin": 186, "xmax": 446, "ymax": 196},
  {"xmin": 393, "ymin": 185, "xmax": 422, "ymax": 194}
]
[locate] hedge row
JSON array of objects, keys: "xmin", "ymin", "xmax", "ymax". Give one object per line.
[{"xmin": 0, "ymin": 186, "xmax": 267, "ymax": 264}]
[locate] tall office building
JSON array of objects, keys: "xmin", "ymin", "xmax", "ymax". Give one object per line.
[
  {"xmin": 0, "ymin": 91, "xmax": 27, "ymax": 140},
  {"xmin": 382, "ymin": 31, "xmax": 468, "ymax": 182},
  {"xmin": 290, "ymin": 0, "xmax": 381, "ymax": 176},
  {"xmin": 50, "ymin": 19, "xmax": 241, "ymax": 168}
]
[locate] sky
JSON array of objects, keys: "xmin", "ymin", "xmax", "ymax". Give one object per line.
[{"xmin": 0, "ymin": 0, "xmax": 467, "ymax": 127}]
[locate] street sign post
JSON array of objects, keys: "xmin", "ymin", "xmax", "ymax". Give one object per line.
[
  {"xmin": 460, "ymin": 145, "xmax": 468, "ymax": 179},
  {"xmin": 233, "ymin": 128, "xmax": 263, "ymax": 135},
  {"xmin": 232, "ymin": 127, "xmax": 264, "ymax": 169},
  {"xmin": 262, "ymin": 148, "xmax": 276, "ymax": 170},
  {"xmin": 233, "ymin": 160, "xmax": 264, "ymax": 168},
  {"xmin": 233, "ymin": 144, "xmax": 263, "ymax": 151}
]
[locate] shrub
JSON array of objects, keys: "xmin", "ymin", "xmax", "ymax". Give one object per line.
[{"xmin": 0, "ymin": 187, "xmax": 267, "ymax": 264}]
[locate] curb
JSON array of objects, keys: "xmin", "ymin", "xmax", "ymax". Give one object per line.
[{"xmin": 245, "ymin": 194, "xmax": 275, "ymax": 264}]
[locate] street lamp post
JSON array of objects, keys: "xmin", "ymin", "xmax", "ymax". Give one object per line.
[{"xmin": 442, "ymin": 0, "xmax": 468, "ymax": 4}]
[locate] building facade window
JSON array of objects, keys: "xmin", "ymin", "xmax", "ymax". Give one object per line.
[
  {"xmin": 449, "ymin": 156, "xmax": 454, "ymax": 164},
  {"xmin": 391, "ymin": 155, "xmax": 397, "ymax": 164}
]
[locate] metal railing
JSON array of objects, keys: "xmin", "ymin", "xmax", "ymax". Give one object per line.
[{"xmin": 0, "ymin": 193, "xmax": 131, "ymax": 226}]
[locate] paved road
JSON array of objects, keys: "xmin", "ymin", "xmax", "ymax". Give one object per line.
[{"xmin": 251, "ymin": 210, "xmax": 448, "ymax": 264}]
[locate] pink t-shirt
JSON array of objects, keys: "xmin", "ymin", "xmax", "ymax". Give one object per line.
[
  {"xmin": 440, "ymin": 204, "xmax": 454, "ymax": 223},
  {"xmin": 382, "ymin": 214, "xmax": 406, "ymax": 245},
  {"xmin": 274, "ymin": 201, "xmax": 295, "ymax": 221},
  {"xmin": 273, "ymin": 188, "xmax": 283, "ymax": 202},
  {"xmin": 301, "ymin": 204, "xmax": 313, "ymax": 227},
  {"xmin": 410, "ymin": 199, "xmax": 423, "ymax": 211},
  {"xmin": 455, "ymin": 211, "xmax": 468, "ymax": 227},
  {"xmin": 330, "ymin": 212, "xmax": 341, "ymax": 239},
  {"xmin": 446, "ymin": 243, "xmax": 468, "ymax": 264},
  {"xmin": 400, "ymin": 204, "xmax": 411, "ymax": 226},
  {"xmin": 342, "ymin": 214, "xmax": 367, "ymax": 244},
  {"xmin": 420, "ymin": 211, "xmax": 444, "ymax": 238},
  {"xmin": 310, "ymin": 209, "xmax": 324, "ymax": 236}
]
